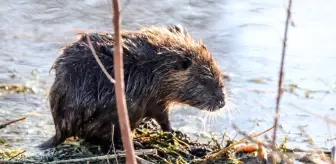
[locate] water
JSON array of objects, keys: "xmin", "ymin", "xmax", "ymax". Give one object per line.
[{"xmin": 0, "ymin": 0, "xmax": 335, "ymax": 155}]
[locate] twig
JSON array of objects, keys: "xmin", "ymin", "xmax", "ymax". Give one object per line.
[
  {"xmin": 231, "ymin": 124, "xmax": 274, "ymax": 146},
  {"xmin": 286, "ymin": 147, "xmax": 330, "ymax": 154},
  {"xmin": 0, "ymin": 161, "xmax": 33, "ymax": 164},
  {"xmin": 0, "ymin": 117, "xmax": 27, "ymax": 129},
  {"xmin": 331, "ymin": 146, "xmax": 335, "ymax": 164},
  {"xmin": 136, "ymin": 156, "xmax": 155, "ymax": 164},
  {"xmin": 111, "ymin": 0, "xmax": 137, "ymax": 164},
  {"xmin": 8, "ymin": 150, "xmax": 26, "ymax": 161},
  {"xmin": 85, "ymin": 0, "xmax": 135, "ymax": 163},
  {"xmin": 231, "ymin": 124, "xmax": 295, "ymax": 164},
  {"xmin": 272, "ymin": 0, "xmax": 292, "ymax": 152},
  {"xmin": 0, "ymin": 159, "xmax": 40, "ymax": 164},
  {"xmin": 231, "ymin": 125, "xmax": 332, "ymax": 155},
  {"xmin": 204, "ymin": 125, "xmax": 274, "ymax": 160},
  {"xmin": 86, "ymin": 35, "xmax": 116, "ymax": 84},
  {"xmin": 33, "ymin": 149, "xmax": 156, "ymax": 164},
  {"xmin": 107, "ymin": 124, "xmax": 118, "ymax": 164}
]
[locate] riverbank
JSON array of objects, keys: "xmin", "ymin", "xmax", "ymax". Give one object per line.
[{"xmin": 0, "ymin": 113, "xmax": 334, "ymax": 164}]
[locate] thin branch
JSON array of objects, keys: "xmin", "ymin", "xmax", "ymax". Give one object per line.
[
  {"xmin": 0, "ymin": 149, "xmax": 157, "ymax": 164},
  {"xmin": 86, "ymin": 35, "xmax": 116, "ymax": 84},
  {"xmin": 272, "ymin": 0, "xmax": 292, "ymax": 150},
  {"xmin": 136, "ymin": 156, "xmax": 155, "ymax": 164},
  {"xmin": 107, "ymin": 124, "xmax": 118, "ymax": 164},
  {"xmin": 49, "ymin": 149, "xmax": 156, "ymax": 164},
  {"xmin": 0, "ymin": 160, "xmax": 38, "ymax": 164},
  {"xmin": 205, "ymin": 125, "xmax": 274, "ymax": 160},
  {"xmin": 231, "ymin": 124, "xmax": 305, "ymax": 164},
  {"xmin": 111, "ymin": 0, "xmax": 137, "ymax": 164},
  {"xmin": 8, "ymin": 150, "xmax": 26, "ymax": 161},
  {"xmin": 44, "ymin": 149, "xmax": 156, "ymax": 164},
  {"xmin": 0, "ymin": 117, "xmax": 27, "ymax": 129},
  {"xmin": 331, "ymin": 146, "xmax": 335, "ymax": 164},
  {"xmin": 85, "ymin": 0, "xmax": 135, "ymax": 163}
]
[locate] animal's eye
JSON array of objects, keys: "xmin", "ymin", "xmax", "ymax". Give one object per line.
[{"xmin": 173, "ymin": 58, "xmax": 192, "ymax": 70}]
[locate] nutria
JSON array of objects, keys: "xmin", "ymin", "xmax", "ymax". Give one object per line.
[{"xmin": 40, "ymin": 24, "xmax": 226, "ymax": 150}]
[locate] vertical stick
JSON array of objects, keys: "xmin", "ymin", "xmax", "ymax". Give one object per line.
[
  {"xmin": 112, "ymin": 0, "xmax": 137, "ymax": 163},
  {"xmin": 272, "ymin": 0, "xmax": 292, "ymax": 152}
]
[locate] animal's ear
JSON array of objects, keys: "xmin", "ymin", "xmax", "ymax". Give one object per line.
[
  {"xmin": 167, "ymin": 24, "xmax": 184, "ymax": 34},
  {"xmin": 173, "ymin": 58, "xmax": 192, "ymax": 70}
]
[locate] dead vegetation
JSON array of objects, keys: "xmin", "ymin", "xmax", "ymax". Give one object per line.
[
  {"xmin": 0, "ymin": 119, "xmax": 334, "ymax": 164},
  {"xmin": 0, "ymin": 119, "xmax": 268, "ymax": 164},
  {"xmin": 0, "ymin": 83, "xmax": 32, "ymax": 94}
]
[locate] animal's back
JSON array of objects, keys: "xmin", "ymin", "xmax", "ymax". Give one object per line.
[{"xmin": 47, "ymin": 33, "xmax": 121, "ymax": 148}]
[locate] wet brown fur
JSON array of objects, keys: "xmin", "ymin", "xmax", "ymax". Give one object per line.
[{"xmin": 41, "ymin": 25, "xmax": 226, "ymax": 151}]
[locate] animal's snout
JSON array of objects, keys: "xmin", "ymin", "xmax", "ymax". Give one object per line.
[{"xmin": 215, "ymin": 88, "xmax": 225, "ymax": 108}]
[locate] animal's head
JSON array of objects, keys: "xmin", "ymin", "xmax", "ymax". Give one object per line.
[{"xmin": 143, "ymin": 25, "xmax": 226, "ymax": 112}]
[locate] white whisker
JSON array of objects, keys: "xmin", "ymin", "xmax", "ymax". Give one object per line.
[{"xmin": 200, "ymin": 112, "xmax": 207, "ymax": 131}]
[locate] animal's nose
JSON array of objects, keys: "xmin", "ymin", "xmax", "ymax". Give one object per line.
[
  {"xmin": 215, "ymin": 88, "xmax": 225, "ymax": 108},
  {"xmin": 218, "ymin": 99, "xmax": 225, "ymax": 108}
]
